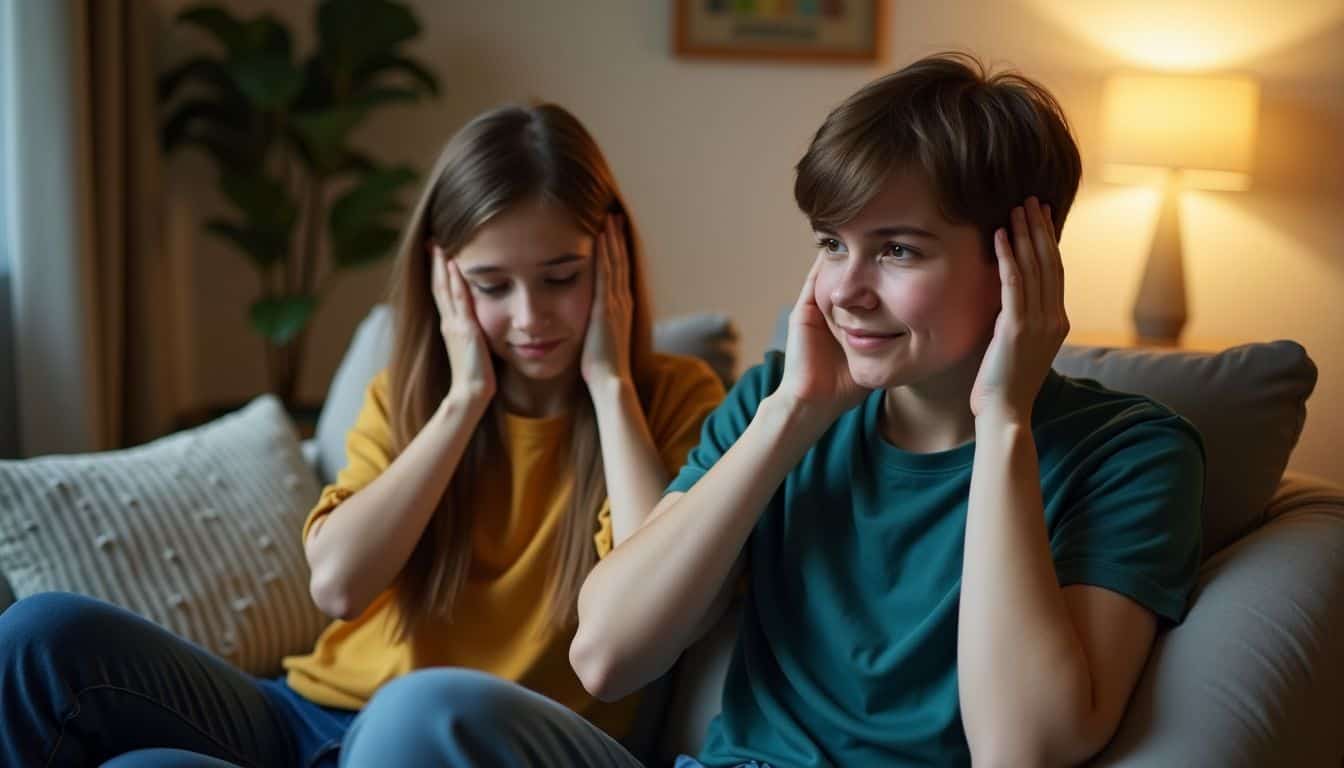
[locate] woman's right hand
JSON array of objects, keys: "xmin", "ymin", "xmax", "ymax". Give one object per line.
[
  {"xmin": 431, "ymin": 247, "xmax": 496, "ymax": 406},
  {"xmin": 776, "ymin": 255, "xmax": 868, "ymax": 428}
]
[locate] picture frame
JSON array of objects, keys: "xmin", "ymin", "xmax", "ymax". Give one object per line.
[{"xmin": 673, "ymin": 0, "xmax": 885, "ymax": 64}]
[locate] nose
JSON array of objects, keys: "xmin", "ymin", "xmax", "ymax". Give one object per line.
[
  {"xmin": 830, "ymin": 256, "xmax": 878, "ymax": 313},
  {"xmin": 511, "ymin": 288, "xmax": 550, "ymax": 336}
]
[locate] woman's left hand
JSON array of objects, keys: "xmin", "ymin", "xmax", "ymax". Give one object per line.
[
  {"xmin": 581, "ymin": 213, "xmax": 634, "ymax": 387},
  {"xmin": 969, "ymin": 197, "xmax": 1069, "ymax": 424}
]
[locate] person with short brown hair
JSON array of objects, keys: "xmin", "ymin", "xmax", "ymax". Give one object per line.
[{"xmin": 576, "ymin": 52, "xmax": 1204, "ymax": 767}]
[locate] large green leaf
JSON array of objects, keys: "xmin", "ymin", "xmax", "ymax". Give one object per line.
[
  {"xmin": 329, "ymin": 166, "xmax": 415, "ymax": 242},
  {"xmin": 316, "ymin": 0, "xmax": 420, "ymax": 80},
  {"xmin": 228, "ymin": 50, "xmax": 304, "ymax": 109},
  {"xmin": 332, "ymin": 225, "xmax": 402, "ymax": 269},
  {"xmin": 161, "ymin": 97, "xmax": 268, "ymax": 173},
  {"xmin": 347, "ymin": 86, "xmax": 422, "ymax": 109},
  {"xmin": 290, "ymin": 56, "xmax": 336, "ymax": 114},
  {"xmin": 290, "ymin": 106, "xmax": 370, "ymax": 173},
  {"xmin": 250, "ymin": 296, "xmax": 317, "ymax": 345},
  {"xmin": 332, "ymin": 149, "xmax": 378, "ymax": 176},
  {"xmin": 219, "ymin": 171, "xmax": 298, "ymax": 233},
  {"xmin": 353, "ymin": 54, "xmax": 439, "ymax": 97},
  {"xmin": 204, "ymin": 218, "xmax": 289, "ymax": 269},
  {"xmin": 161, "ymin": 97, "xmax": 243, "ymax": 151},
  {"xmin": 237, "ymin": 14, "xmax": 292, "ymax": 57},
  {"xmin": 178, "ymin": 6, "xmax": 246, "ymax": 53},
  {"xmin": 158, "ymin": 56, "xmax": 239, "ymax": 103}
]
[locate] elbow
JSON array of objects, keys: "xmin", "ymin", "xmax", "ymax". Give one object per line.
[
  {"xmin": 968, "ymin": 742, "xmax": 1046, "ymax": 768},
  {"xmin": 966, "ymin": 719, "xmax": 1104, "ymax": 768},
  {"xmin": 569, "ymin": 622, "xmax": 630, "ymax": 703},
  {"xmin": 308, "ymin": 566, "xmax": 366, "ymax": 622}
]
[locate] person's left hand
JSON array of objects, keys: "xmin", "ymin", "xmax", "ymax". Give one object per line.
[
  {"xmin": 580, "ymin": 213, "xmax": 634, "ymax": 387},
  {"xmin": 969, "ymin": 197, "xmax": 1069, "ymax": 424}
]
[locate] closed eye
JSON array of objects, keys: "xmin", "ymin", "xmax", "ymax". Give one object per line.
[
  {"xmin": 545, "ymin": 272, "xmax": 580, "ymax": 287},
  {"xmin": 472, "ymin": 282, "xmax": 508, "ymax": 295}
]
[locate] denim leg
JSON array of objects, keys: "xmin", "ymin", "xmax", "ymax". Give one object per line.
[
  {"xmin": 0, "ymin": 592, "xmax": 297, "ymax": 767},
  {"xmin": 339, "ymin": 668, "xmax": 646, "ymax": 768}
]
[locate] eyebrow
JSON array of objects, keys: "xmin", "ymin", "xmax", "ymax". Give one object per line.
[
  {"xmin": 815, "ymin": 225, "xmax": 940, "ymax": 241},
  {"xmin": 463, "ymin": 253, "xmax": 585, "ymax": 276}
]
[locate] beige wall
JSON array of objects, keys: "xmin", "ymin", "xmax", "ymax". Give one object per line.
[{"xmin": 159, "ymin": 0, "xmax": 1344, "ymax": 484}]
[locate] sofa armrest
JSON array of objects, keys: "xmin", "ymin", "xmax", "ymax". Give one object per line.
[{"xmin": 1091, "ymin": 473, "xmax": 1344, "ymax": 766}]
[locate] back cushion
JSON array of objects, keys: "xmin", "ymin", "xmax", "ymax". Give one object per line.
[{"xmin": 1053, "ymin": 340, "xmax": 1317, "ymax": 556}]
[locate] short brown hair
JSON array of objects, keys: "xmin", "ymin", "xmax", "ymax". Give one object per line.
[{"xmin": 795, "ymin": 52, "xmax": 1081, "ymax": 254}]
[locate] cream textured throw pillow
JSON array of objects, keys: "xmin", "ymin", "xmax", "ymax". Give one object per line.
[{"xmin": 0, "ymin": 395, "xmax": 329, "ymax": 676}]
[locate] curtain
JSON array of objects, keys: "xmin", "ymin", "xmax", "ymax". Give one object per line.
[
  {"xmin": 75, "ymin": 0, "xmax": 182, "ymax": 448},
  {"xmin": 5, "ymin": 0, "xmax": 182, "ymax": 456}
]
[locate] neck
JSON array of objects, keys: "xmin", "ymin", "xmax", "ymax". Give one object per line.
[
  {"xmin": 880, "ymin": 345, "xmax": 986, "ymax": 453},
  {"xmin": 499, "ymin": 365, "xmax": 581, "ymax": 418}
]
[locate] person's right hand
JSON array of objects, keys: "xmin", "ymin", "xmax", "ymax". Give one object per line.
[
  {"xmin": 431, "ymin": 247, "xmax": 496, "ymax": 406},
  {"xmin": 776, "ymin": 255, "xmax": 869, "ymax": 427}
]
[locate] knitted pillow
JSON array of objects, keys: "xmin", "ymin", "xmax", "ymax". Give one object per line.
[{"xmin": 0, "ymin": 396, "xmax": 328, "ymax": 675}]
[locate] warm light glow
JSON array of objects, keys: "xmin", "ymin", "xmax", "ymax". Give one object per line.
[
  {"xmin": 1024, "ymin": 0, "xmax": 1344, "ymax": 71},
  {"xmin": 1102, "ymin": 165, "xmax": 1252, "ymax": 192},
  {"xmin": 1101, "ymin": 75, "xmax": 1259, "ymax": 190}
]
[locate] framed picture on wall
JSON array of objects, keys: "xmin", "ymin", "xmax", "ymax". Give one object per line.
[{"xmin": 673, "ymin": 0, "xmax": 885, "ymax": 63}]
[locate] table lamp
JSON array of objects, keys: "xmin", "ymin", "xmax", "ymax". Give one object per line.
[{"xmin": 1099, "ymin": 74, "xmax": 1260, "ymax": 345}]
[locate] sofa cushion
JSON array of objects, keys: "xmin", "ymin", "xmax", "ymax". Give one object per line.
[
  {"xmin": 1053, "ymin": 340, "xmax": 1316, "ymax": 556},
  {"xmin": 1092, "ymin": 472, "xmax": 1344, "ymax": 766},
  {"xmin": 314, "ymin": 304, "xmax": 743, "ymax": 486},
  {"xmin": 314, "ymin": 305, "xmax": 394, "ymax": 486},
  {"xmin": 0, "ymin": 395, "xmax": 328, "ymax": 676},
  {"xmin": 652, "ymin": 312, "xmax": 739, "ymax": 387}
]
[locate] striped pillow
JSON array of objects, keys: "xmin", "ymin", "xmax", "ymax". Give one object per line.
[{"xmin": 0, "ymin": 395, "xmax": 328, "ymax": 675}]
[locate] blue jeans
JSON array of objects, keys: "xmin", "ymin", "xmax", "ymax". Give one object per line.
[{"xmin": 0, "ymin": 592, "xmax": 657, "ymax": 767}]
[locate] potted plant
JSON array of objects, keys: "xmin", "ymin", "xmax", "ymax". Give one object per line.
[{"xmin": 159, "ymin": 0, "xmax": 438, "ymax": 409}]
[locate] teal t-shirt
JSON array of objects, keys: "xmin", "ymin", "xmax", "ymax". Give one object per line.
[{"xmin": 666, "ymin": 352, "xmax": 1204, "ymax": 768}]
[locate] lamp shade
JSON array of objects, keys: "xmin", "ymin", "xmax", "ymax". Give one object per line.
[{"xmin": 1101, "ymin": 75, "xmax": 1260, "ymax": 191}]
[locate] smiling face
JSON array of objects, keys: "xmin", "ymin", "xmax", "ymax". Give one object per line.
[
  {"xmin": 813, "ymin": 166, "xmax": 1001, "ymax": 390},
  {"xmin": 452, "ymin": 198, "xmax": 595, "ymax": 383}
]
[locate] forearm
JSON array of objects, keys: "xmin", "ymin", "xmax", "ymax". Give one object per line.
[
  {"xmin": 590, "ymin": 377, "xmax": 668, "ymax": 544},
  {"xmin": 573, "ymin": 392, "xmax": 824, "ymax": 700},
  {"xmin": 958, "ymin": 417, "xmax": 1093, "ymax": 766},
  {"xmin": 305, "ymin": 394, "xmax": 488, "ymax": 619}
]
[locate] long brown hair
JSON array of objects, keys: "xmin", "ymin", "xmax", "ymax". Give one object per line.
[
  {"xmin": 795, "ymin": 52, "xmax": 1082, "ymax": 253},
  {"xmin": 384, "ymin": 104, "xmax": 655, "ymax": 639}
]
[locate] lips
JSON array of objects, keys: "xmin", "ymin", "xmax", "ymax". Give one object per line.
[
  {"xmin": 839, "ymin": 326, "xmax": 906, "ymax": 350},
  {"xmin": 511, "ymin": 339, "xmax": 564, "ymax": 359},
  {"xmin": 839, "ymin": 326, "xmax": 902, "ymax": 338}
]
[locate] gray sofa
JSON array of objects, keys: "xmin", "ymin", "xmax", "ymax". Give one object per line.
[{"xmin": 3, "ymin": 303, "xmax": 1343, "ymax": 767}]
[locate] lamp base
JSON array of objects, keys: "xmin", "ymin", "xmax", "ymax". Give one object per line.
[
  {"xmin": 1132, "ymin": 322, "xmax": 1184, "ymax": 348},
  {"xmin": 1131, "ymin": 172, "xmax": 1187, "ymax": 348}
]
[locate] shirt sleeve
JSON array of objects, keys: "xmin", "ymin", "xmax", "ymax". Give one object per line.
[
  {"xmin": 1050, "ymin": 412, "xmax": 1206, "ymax": 624},
  {"xmin": 593, "ymin": 354, "xmax": 728, "ymax": 559},
  {"xmin": 665, "ymin": 352, "xmax": 784, "ymax": 496},
  {"xmin": 301, "ymin": 370, "xmax": 396, "ymax": 544}
]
